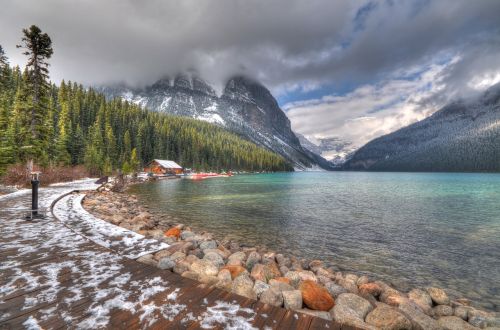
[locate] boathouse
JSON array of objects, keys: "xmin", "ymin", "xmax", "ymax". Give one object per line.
[{"xmin": 144, "ymin": 159, "xmax": 183, "ymax": 175}]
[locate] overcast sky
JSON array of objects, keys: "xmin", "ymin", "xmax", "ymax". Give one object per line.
[{"xmin": 1, "ymin": 0, "xmax": 500, "ymax": 148}]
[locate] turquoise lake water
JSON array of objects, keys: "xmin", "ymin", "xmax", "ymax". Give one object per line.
[{"xmin": 128, "ymin": 172, "xmax": 500, "ymax": 311}]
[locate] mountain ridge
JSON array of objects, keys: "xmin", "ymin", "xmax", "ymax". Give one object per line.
[
  {"xmin": 342, "ymin": 83, "xmax": 500, "ymax": 172},
  {"xmin": 99, "ymin": 74, "xmax": 334, "ymax": 170}
]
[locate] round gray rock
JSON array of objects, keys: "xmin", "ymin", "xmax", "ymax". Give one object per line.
[
  {"xmin": 232, "ymin": 274, "xmax": 257, "ymax": 299},
  {"xmin": 427, "ymin": 287, "xmax": 450, "ymax": 305},
  {"xmin": 282, "ymin": 290, "xmax": 303, "ymax": 310},
  {"xmin": 199, "ymin": 240, "xmax": 217, "ymax": 250},
  {"xmin": 365, "ymin": 304, "xmax": 412, "ymax": 330},
  {"xmin": 438, "ymin": 316, "xmax": 477, "ymax": 330},
  {"xmin": 260, "ymin": 288, "xmax": 283, "ymax": 307},
  {"xmin": 203, "ymin": 251, "xmax": 225, "ymax": 267}
]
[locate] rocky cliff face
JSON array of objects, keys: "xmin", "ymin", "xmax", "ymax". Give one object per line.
[
  {"xmin": 342, "ymin": 83, "xmax": 500, "ymax": 172},
  {"xmin": 99, "ymin": 74, "xmax": 333, "ymax": 170}
]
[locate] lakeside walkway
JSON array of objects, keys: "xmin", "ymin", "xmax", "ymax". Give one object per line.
[{"xmin": 0, "ymin": 180, "xmax": 349, "ymax": 329}]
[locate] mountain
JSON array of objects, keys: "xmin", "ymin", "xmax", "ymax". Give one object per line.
[
  {"xmin": 99, "ymin": 74, "xmax": 333, "ymax": 170},
  {"xmin": 296, "ymin": 134, "xmax": 355, "ymax": 166},
  {"xmin": 342, "ymin": 83, "xmax": 500, "ymax": 172}
]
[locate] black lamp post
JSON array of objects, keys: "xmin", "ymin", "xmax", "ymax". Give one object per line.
[{"xmin": 27, "ymin": 171, "xmax": 41, "ymax": 220}]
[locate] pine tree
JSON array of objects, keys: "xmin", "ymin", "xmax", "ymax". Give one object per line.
[
  {"xmin": 16, "ymin": 25, "xmax": 54, "ymax": 172},
  {"xmin": 0, "ymin": 46, "xmax": 14, "ymax": 173}
]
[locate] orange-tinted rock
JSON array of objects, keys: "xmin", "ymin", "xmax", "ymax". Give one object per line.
[
  {"xmin": 221, "ymin": 265, "xmax": 247, "ymax": 279},
  {"xmin": 384, "ymin": 294, "xmax": 408, "ymax": 307},
  {"xmin": 274, "ymin": 277, "xmax": 291, "ymax": 285},
  {"xmin": 359, "ymin": 283, "xmax": 383, "ymax": 297},
  {"xmin": 300, "ymin": 280, "xmax": 335, "ymax": 311},
  {"xmin": 164, "ymin": 227, "xmax": 181, "ymax": 238}
]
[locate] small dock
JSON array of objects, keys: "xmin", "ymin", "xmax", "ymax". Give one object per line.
[{"xmin": 0, "ymin": 181, "xmax": 351, "ymax": 329}]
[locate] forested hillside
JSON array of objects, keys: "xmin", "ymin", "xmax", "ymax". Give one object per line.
[
  {"xmin": 0, "ymin": 26, "xmax": 292, "ymax": 176},
  {"xmin": 342, "ymin": 83, "xmax": 500, "ymax": 172}
]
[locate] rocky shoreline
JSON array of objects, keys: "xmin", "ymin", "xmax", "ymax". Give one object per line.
[{"xmin": 82, "ymin": 183, "xmax": 499, "ymax": 330}]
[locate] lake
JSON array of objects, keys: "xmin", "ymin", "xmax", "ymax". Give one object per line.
[{"xmin": 128, "ymin": 172, "xmax": 500, "ymax": 311}]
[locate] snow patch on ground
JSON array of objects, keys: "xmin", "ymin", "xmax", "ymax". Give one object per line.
[
  {"xmin": 53, "ymin": 194, "xmax": 168, "ymax": 259},
  {"xmin": 198, "ymin": 301, "xmax": 257, "ymax": 330}
]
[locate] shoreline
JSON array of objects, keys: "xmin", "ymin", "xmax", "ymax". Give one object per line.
[{"xmin": 81, "ymin": 178, "xmax": 499, "ymax": 329}]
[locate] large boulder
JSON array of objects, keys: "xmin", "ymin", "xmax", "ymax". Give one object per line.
[
  {"xmin": 325, "ymin": 282, "xmax": 348, "ymax": 298},
  {"xmin": 190, "ymin": 260, "xmax": 218, "ymax": 277},
  {"xmin": 232, "ymin": 274, "xmax": 257, "ymax": 299},
  {"xmin": 164, "ymin": 227, "xmax": 181, "ymax": 239},
  {"xmin": 359, "ymin": 283, "xmax": 383, "ymax": 297},
  {"xmin": 269, "ymin": 281, "xmax": 294, "ymax": 293},
  {"xmin": 137, "ymin": 254, "xmax": 158, "ymax": 267},
  {"xmin": 300, "ymin": 280, "xmax": 335, "ymax": 311},
  {"xmin": 245, "ymin": 251, "xmax": 262, "ymax": 270},
  {"xmin": 297, "ymin": 270, "xmax": 318, "ymax": 282},
  {"xmin": 220, "ymin": 265, "xmax": 248, "ymax": 279},
  {"xmin": 250, "ymin": 263, "xmax": 281, "ymax": 283},
  {"xmin": 339, "ymin": 279, "xmax": 359, "ymax": 294},
  {"xmin": 365, "ymin": 304, "xmax": 412, "ymax": 330},
  {"xmin": 408, "ymin": 289, "xmax": 433, "ymax": 314},
  {"xmin": 253, "ymin": 280, "xmax": 270, "ymax": 298},
  {"xmin": 173, "ymin": 260, "xmax": 191, "ymax": 274},
  {"xmin": 454, "ymin": 305, "xmax": 472, "ymax": 320},
  {"xmin": 282, "ymin": 290, "xmax": 303, "ymax": 310},
  {"xmin": 199, "ymin": 240, "xmax": 217, "ymax": 250},
  {"xmin": 398, "ymin": 301, "xmax": 442, "ymax": 330},
  {"xmin": 180, "ymin": 230, "xmax": 195, "ymax": 240},
  {"xmin": 203, "ymin": 251, "xmax": 225, "ymax": 267},
  {"xmin": 438, "ymin": 316, "xmax": 476, "ymax": 330},
  {"xmin": 284, "ymin": 271, "xmax": 302, "ymax": 288},
  {"xmin": 157, "ymin": 256, "xmax": 176, "ymax": 270},
  {"xmin": 331, "ymin": 293, "xmax": 373, "ymax": 320},
  {"xmin": 228, "ymin": 251, "xmax": 246, "ymax": 263},
  {"xmin": 433, "ymin": 305, "xmax": 453, "ymax": 317},
  {"xmin": 260, "ymin": 288, "xmax": 283, "ymax": 307},
  {"xmin": 215, "ymin": 269, "xmax": 232, "ymax": 291},
  {"xmin": 427, "ymin": 287, "xmax": 450, "ymax": 305}
]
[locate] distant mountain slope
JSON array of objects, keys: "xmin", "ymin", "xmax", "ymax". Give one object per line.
[
  {"xmin": 99, "ymin": 74, "xmax": 334, "ymax": 170},
  {"xmin": 342, "ymin": 83, "xmax": 500, "ymax": 172},
  {"xmin": 296, "ymin": 134, "xmax": 355, "ymax": 166}
]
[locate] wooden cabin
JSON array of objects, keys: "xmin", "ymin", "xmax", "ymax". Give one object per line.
[{"xmin": 144, "ymin": 159, "xmax": 183, "ymax": 175}]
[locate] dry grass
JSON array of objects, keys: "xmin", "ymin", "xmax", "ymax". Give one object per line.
[{"xmin": 0, "ymin": 164, "xmax": 91, "ymax": 187}]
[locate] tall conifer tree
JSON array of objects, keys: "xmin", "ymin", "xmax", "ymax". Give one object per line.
[{"xmin": 16, "ymin": 25, "xmax": 53, "ymax": 172}]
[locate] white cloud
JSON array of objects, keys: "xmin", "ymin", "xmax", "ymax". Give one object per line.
[{"xmin": 285, "ymin": 62, "xmax": 450, "ymax": 148}]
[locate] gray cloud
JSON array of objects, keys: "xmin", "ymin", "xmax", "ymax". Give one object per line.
[{"xmin": 1, "ymin": 0, "xmax": 499, "ymax": 93}]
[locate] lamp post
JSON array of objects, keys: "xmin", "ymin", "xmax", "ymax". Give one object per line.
[{"xmin": 28, "ymin": 171, "xmax": 41, "ymax": 220}]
